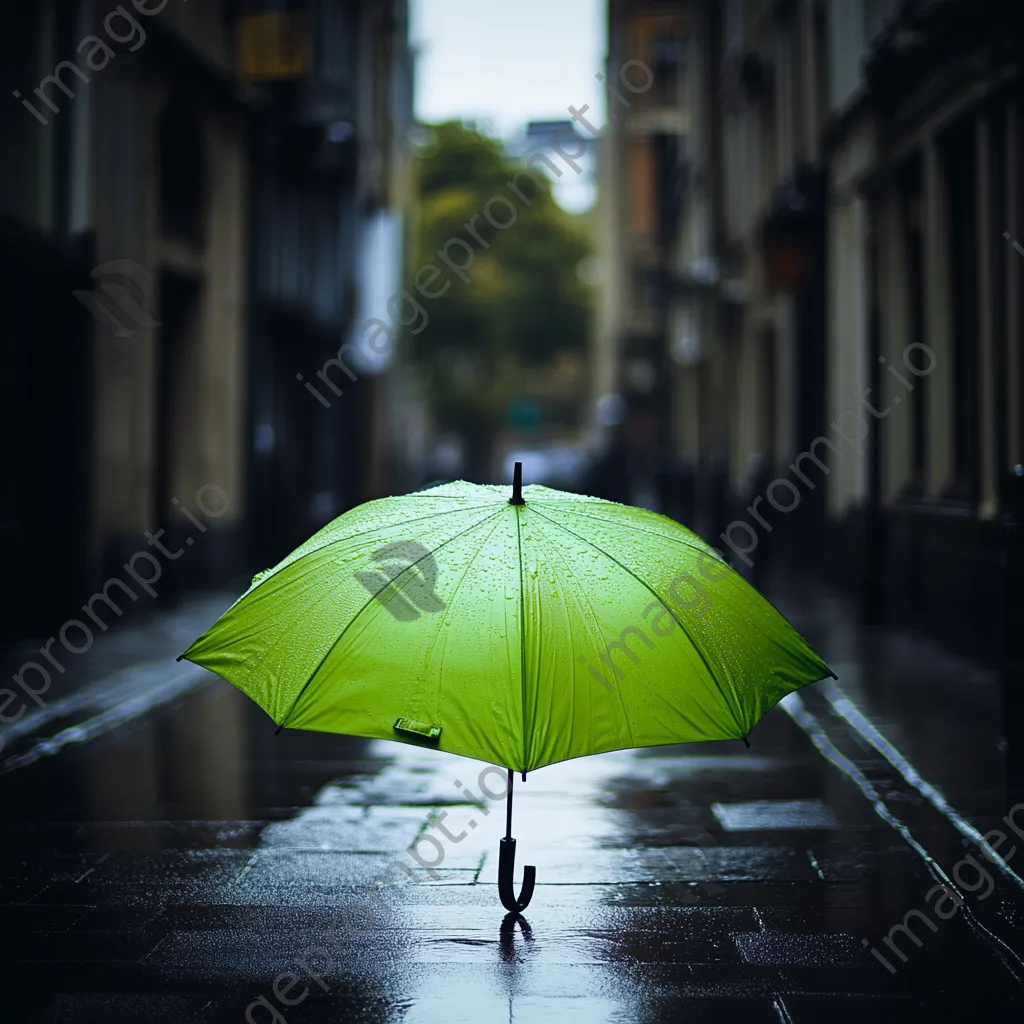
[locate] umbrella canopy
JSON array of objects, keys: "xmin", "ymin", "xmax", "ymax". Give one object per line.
[{"xmin": 180, "ymin": 475, "xmax": 833, "ymax": 773}]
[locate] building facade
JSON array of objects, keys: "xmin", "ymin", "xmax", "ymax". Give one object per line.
[
  {"xmin": 829, "ymin": 0, "xmax": 1024, "ymax": 672},
  {"xmin": 2, "ymin": 0, "xmax": 412, "ymax": 641},
  {"xmin": 241, "ymin": 0, "xmax": 413, "ymax": 566},
  {"xmin": 598, "ymin": 0, "xmax": 1023, "ymax": 679},
  {"xmin": 2, "ymin": 0, "xmax": 253, "ymax": 639},
  {"xmin": 593, "ymin": 0, "xmax": 692, "ymax": 467},
  {"xmin": 681, "ymin": 0, "xmax": 832, "ymax": 572}
]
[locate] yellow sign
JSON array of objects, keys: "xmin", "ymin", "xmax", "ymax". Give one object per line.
[{"xmin": 238, "ymin": 13, "xmax": 309, "ymax": 81}]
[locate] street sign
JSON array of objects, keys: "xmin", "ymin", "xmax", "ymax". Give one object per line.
[{"xmin": 238, "ymin": 13, "xmax": 308, "ymax": 81}]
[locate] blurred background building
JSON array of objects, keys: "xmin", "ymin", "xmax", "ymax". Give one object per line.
[
  {"xmin": 242, "ymin": 0, "xmax": 412, "ymax": 566},
  {"xmin": 1, "ymin": 0, "xmax": 412, "ymax": 641},
  {"xmin": 595, "ymin": 0, "xmax": 1024, "ymax": 690}
]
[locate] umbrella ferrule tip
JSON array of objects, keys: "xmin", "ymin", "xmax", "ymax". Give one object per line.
[{"xmin": 509, "ymin": 461, "xmax": 525, "ymax": 505}]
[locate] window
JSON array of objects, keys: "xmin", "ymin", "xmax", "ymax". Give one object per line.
[
  {"xmin": 990, "ymin": 105, "xmax": 1009, "ymax": 485},
  {"xmin": 897, "ymin": 154, "xmax": 927, "ymax": 492},
  {"xmin": 157, "ymin": 96, "xmax": 207, "ymax": 246},
  {"xmin": 724, "ymin": 0, "xmax": 744, "ymax": 56},
  {"xmin": 864, "ymin": 0, "xmax": 897, "ymax": 45},
  {"xmin": 316, "ymin": 0, "xmax": 356, "ymax": 87},
  {"xmin": 940, "ymin": 119, "xmax": 980, "ymax": 501},
  {"xmin": 828, "ymin": 0, "xmax": 866, "ymax": 112},
  {"xmin": 629, "ymin": 138, "xmax": 657, "ymax": 237},
  {"xmin": 651, "ymin": 35, "xmax": 685, "ymax": 104}
]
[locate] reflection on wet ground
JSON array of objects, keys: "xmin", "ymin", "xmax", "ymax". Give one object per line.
[{"xmin": 1, "ymin": 653, "xmax": 1023, "ymax": 1022}]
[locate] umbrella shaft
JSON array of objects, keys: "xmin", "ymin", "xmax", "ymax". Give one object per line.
[{"xmin": 505, "ymin": 769, "xmax": 513, "ymax": 840}]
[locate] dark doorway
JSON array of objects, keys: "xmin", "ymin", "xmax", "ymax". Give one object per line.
[
  {"xmin": 154, "ymin": 269, "xmax": 202, "ymax": 602},
  {"xmin": 270, "ymin": 324, "xmax": 319, "ymax": 558},
  {"xmin": 0, "ymin": 228, "xmax": 92, "ymax": 640}
]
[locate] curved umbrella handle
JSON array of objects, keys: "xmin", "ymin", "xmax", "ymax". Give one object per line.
[{"xmin": 498, "ymin": 837, "xmax": 536, "ymax": 912}]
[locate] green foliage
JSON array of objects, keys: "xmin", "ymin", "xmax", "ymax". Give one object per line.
[{"xmin": 408, "ymin": 122, "xmax": 593, "ymax": 462}]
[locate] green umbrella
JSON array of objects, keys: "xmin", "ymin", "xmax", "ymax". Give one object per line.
[{"xmin": 179, "ymin": 464, "xmax": 833, "ymax": 912}]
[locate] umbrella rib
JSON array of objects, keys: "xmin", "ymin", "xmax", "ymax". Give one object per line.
[
  {"xmin": 527, "ymin": 507, "xmax": 747, "ymax": 741},
  {"xmin": 534, "ymin": 504, "xmax": 727, "ymax": 564},
  {"xmin": 276, "ymin": 508, "xmax": 506, "ymax": 731},
  {"xmin": 542, "ymin": 505, "xmax": 832, "ymax": 678},
  {"xmin": 231, "ymin": 503, "xmax": 501, "ymax": 676},
  {"xmin": 408, "ymin": 488, "xmax": 510, "ymax": 498},
  {"xmin": 514, "ymin": 502, "xmax": 528, "ymax": 773}
]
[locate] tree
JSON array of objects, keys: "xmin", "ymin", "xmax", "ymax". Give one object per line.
[{"xmin": 408, "ymin": 122, "xmax": 593, "ymax": 476}]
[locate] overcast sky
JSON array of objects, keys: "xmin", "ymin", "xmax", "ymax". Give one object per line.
[{"xmin": 409, "ymin": 0, "xmax": 607, "ymax": 210}]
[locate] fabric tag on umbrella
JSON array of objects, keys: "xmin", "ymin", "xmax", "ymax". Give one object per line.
[{"xmin": 394, "ymin": 718, "xmax": 441, "ymax": 740}]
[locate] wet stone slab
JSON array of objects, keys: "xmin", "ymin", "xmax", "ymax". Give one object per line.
[{"xmin": 711, "ymin": 799, "xmax": 842, "ymax": 830}]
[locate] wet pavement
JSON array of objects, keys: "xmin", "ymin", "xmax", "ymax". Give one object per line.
[{"xmin": 2, "ymin": 583, "xmax": 1023, "ymax": 1021}]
